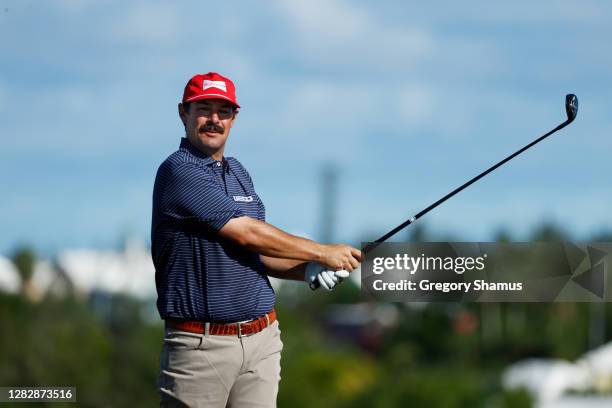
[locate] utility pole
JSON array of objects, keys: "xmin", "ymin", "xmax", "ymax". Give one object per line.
[{"xmin": 319, "ymin": 163, "xmax": 338, "ymax": 243}]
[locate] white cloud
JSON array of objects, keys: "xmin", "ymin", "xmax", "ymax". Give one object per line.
[
  {"xmin": 273, "ymin": 0, "xmax": 433, "ymax": 71},
  {"xmin": 377, "ymin": 1, "xmax": 608, "ymax": 25},
  {"xmin": 56, "ymin": 0, "xmax": 109, "ymax": 14},
  {"xmin": 277, "ymin": 0, "xmax": 368, "ymax": 41},
  {"xmin": 109, "ymin": 2, "xmax": 181, "ymax": 47}
]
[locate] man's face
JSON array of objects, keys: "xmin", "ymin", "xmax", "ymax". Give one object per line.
[{"xmin": 179, "ymin": 99, "xmax": 237, "ymax": 156}]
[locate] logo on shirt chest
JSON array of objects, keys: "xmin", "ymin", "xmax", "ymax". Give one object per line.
[{"xmin": 233, "ymin": 195, "xmax": 254, "ymax": 202}]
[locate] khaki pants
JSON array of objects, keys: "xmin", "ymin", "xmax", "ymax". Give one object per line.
[{"xmin": 158, "ymin": 320, "xmax": 283, "ymax": 408}]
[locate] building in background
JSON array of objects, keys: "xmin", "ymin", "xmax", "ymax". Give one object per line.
[
  {"xmin": 0, "ymin": 256, "xmax": 20, "ymax": 294},
  {"xmin": 0, "ymin": 237, "xmax": 155, "ymax": 302},
  {"xmin": 503, "ymin": 342, "xmax": 612, "ymax": 408},
  {"xmin": 57, "ymin": 236, "xmax": 155, "ymax": 300}
]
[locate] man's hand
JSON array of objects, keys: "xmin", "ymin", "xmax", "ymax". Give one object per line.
[
  {"xmin": 318, "ymin": 244, "xmax": 362, "ymax": 272},
  {"xmin": 304, "ymin": 262, "xmax": 350, "ymax": 291}
]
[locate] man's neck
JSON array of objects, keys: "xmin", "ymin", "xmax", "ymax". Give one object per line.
[
  {"xmin": 187, "ymin": 137, "xmax": 224, "ymax": 161},
  {"xmin": 209, "ymin": 150, "xmax": 224, "ymax": 161}
]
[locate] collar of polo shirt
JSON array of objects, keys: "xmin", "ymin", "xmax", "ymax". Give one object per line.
[{"xmin": 180, "ymin": 138, "xmax": 230, "ymax": 171}]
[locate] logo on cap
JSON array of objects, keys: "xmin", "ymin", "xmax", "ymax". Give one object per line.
[{"xmin": 203, "ymin": 80, "xmax": 227, "ymax": 92}]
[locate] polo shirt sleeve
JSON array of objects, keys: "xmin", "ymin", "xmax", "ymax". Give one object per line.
[{"xmin": 163, "ymin": 163, "xmax": 244, "ymax": 231}]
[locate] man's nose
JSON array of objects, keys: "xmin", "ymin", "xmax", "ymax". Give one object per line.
[{"xmin": 210, "ymin": 111, "xmax": 221, "ymax": 122}]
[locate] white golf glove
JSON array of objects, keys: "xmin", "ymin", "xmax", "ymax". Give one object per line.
[{"xmin": 305, "ymin": 262, "xmax": 350, "ymax": 291}]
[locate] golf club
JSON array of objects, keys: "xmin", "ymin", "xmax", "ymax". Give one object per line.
[{"xmin": 311, "ymin": 94, "xmax": 579, "ymax": 290}]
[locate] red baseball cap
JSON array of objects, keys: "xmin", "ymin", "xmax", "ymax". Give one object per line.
[{"xmin": 182, "ymin": 72, "xmax": 240, "ymax": 108}]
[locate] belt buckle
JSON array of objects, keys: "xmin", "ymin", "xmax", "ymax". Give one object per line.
[{"xmin": 237, "ymin": 320, "xmax": 251, "ymax": 338}]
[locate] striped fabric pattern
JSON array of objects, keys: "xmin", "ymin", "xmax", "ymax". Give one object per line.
[{"xmin": 151, "ymin": 138, "xmax": 275, "ymax": 323}]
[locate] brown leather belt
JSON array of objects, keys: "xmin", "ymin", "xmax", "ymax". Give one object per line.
[{"xmin": 166, "ymin": 309, "xmax": 276, "ymax": 337}]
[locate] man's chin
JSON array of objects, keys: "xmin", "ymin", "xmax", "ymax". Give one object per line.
[{"xmin": 193, "ymin": 134, "xmax": 225, "ymax": 151}]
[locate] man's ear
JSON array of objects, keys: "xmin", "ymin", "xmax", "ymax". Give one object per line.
[{"xmin": 178, "ymin": 103, "xmax": 187, "ymax": 126}]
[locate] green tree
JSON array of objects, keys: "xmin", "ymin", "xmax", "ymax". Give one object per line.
[{"xmin": 11, "ymin": 246, "xmax": 39, "ymax": 301}]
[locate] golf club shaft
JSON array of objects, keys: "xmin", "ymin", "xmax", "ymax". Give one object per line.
[
  {"xmin": 363, "ymin": 118, "xmax": 572, "ymax": 254},
  {"xmin": 310, "ymin": 94, "xmax": 577, "ymax": 290}
]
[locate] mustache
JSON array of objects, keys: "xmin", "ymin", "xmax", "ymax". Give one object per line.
[{"xmin": 199, "ymin": 122, "xmax": 225, "ymax": 133}]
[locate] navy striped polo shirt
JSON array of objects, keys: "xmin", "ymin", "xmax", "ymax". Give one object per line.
[{"xmin": 151, "ymin": 137, "xmax": 275, "ymax": 323}]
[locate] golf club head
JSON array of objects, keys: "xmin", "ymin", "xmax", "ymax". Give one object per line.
[{"xmin": 565, "ymin": 94, "xmax": 578, "ymax": 122}]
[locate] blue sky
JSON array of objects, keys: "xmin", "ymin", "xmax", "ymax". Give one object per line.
[{"xmin": 1, "ymin": 0, "xmax": 611, "ymax": 255}]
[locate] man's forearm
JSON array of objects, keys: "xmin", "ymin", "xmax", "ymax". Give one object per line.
[
  {"xmin": 219, "ymin": 217, "xmax": 324, "ymax": 262},
  {"xmin": 219, "ymin": 216, "xmax": 361, "ymax": 273},
  {"xmin": 260, "ymin": 256, "xmax": 306, "ymax": 281}
]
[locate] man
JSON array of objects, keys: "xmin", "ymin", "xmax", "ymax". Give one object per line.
[{"xmin": 152, "ymin": 72, "xmax": 361, "ymax": 407}]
